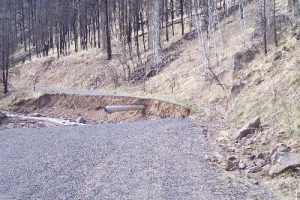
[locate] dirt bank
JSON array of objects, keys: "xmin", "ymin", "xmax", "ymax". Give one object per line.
[{"xmin": 9, "ymin": 93, "xmax": 191, "ymax": 123}]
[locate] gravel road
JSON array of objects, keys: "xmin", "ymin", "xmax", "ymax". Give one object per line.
[{"xmin": 0, "ymin": 119, "xmax": 277, "ymax": 200}]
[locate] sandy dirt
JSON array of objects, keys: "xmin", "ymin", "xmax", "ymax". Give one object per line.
[{"xmin": 5, "ymin": 91, "xmax": 191, "ymax": 124}]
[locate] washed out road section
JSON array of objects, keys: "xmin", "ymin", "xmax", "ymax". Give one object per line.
[{"xmin": 0, "ymin": 119, "xmax": 276, "ymax": 199}]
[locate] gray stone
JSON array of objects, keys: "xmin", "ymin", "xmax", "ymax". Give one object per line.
[
  {"xmin": 269, "ymin": 152, "xmax": 300, "ymax": 176},
  {"xmin": 296, "ymin": 32, "xmax": 300, "ymax": 40},
  {"xmin": 245, "ymin": 159, "xmax": 256, "ymax": 168},
  {"xmin": 254, "ymin": 159, "xmax": 267, "ymax": 168},
  {"xmin": 275, "ymin": 143, "xmax": 290, "ymax": 153},
  {"xmin": 233, "ymin": 47, "xmax": 258, "ymax": 72},
  {"xmin": 0, "ymin": 112, "xmax": 7, "ymax": 122},
  {"xmin": 238, "ymin": 161, "xmax": 246, "ymax": 169},
  {"xmin": 225, "ymin": 159, "xmax": 237, "ymax": 171},
  {"xmin": 282, "ymin": 45, "xmax": 290, "ymax": 52},
  {"xmin": 257, "ymin": 153, "xmax": 264, "ymax": 159},
  {"xmin": 76, "ymin": 117, "xmax": 86, "ymax": 124},
  {"xmin": 273, "ymin": 51, "xmax": 282, "ymax": 61},
  {"xmin": 32, "ymin": 113, "xmax": 42, "ymax": 117},
  {"xmin": 248, "ymin": 166, "xmax": 263, "ymax": 173},
  {"xmin": 235, "ymin": 117, "xmax": 261, "ymax": 140}
]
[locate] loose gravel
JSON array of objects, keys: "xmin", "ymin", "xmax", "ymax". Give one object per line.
[{"xmin": 0, "ymin": 119, "xmax": 277, "ymax": 199}]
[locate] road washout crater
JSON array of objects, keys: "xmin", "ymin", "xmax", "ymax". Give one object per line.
[{"xmin": 9, "ymin": 92, "xmax": 192, "ymax": 124}]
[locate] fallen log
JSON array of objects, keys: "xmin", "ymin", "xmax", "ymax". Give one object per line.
[{"xmin": 104, "ymin": 105, "xmax": 146, "ymax": 114}]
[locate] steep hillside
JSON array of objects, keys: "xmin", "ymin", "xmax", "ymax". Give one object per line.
[{"xmin": 12, "ymin": 1, "xmax": 300, "ymax": 131}]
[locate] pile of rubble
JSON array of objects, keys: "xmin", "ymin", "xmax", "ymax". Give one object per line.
[{"xmin": 207, "ymin": 117, "xmax": 300, "ymax": 177}]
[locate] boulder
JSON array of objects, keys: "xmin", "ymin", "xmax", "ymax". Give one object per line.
[
  {"xmin": 76, "ymin": 117, "xmax": 86, "ymax": 124},
  {"xmin": 269, "ymin": 152, "xmax": 300, "ymax": 176},
  {"xmin": 235, "ymin": 117, "xmax": 261, "ymax": 140}
]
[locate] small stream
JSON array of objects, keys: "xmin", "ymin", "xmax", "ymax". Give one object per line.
[{"xmin": 3, "ymin": 112, "xmax": 84, "ymax": 126}]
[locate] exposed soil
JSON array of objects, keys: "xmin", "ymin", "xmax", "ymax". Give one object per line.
[{"xmin": 9, "ymin": 93, "xmax": 191, "ymax": 124}]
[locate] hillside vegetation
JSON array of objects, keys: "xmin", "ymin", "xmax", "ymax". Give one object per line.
[{"xmin": 12, "ymin": 1, "xmax": 300, "ymax": 133}]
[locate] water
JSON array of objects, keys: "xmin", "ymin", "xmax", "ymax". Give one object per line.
[{"xmin": 4, "ymin": 112, "xmax": 84, "ymax": 126}]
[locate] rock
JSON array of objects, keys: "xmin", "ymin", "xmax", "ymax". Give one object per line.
[
  {"xmin": 248, "ymin": 166, "xmax": 263, "ymax": 173},
  {"xmin": 254, "ymin": 159, "xmax": 267, "ymax": 168},
  {"xmin": 225, "ymin": 156, "xmax": 238, "ymax": 171},
  {"xmin": 238, "ymin": 161, "xmax": 246, "ymax": 169},
  {"xmin": 76, "ymin": 117, "xmax": 86, "ymax": 124},
  {"xmin": 297, "ymin": 32, "xmax": 300, "ymax": 40},
  {"xmin": 278, "ymin": 143, "xmax": 290, "ymax": 152},
  {"xmin": 245, "ymin": 159, "xmax": 256, "ymax": 168},
  {"xmin": 235, "ymin": 117, "xmax": 261, "ymax": 140},
  {"xmin": 225, "ymin": 160, "xmax": 237, "ymax": 171},
  {"xmin": 252, "ymin": 180, "xmax": 259, "ymax": 185},
  {"xmin": 32, "ymin": 113, "xmax": 42, "ymax": 117},
  {"xmin": 257, "ymin": 153, "xmax": 264, "ymax": 159},
  {"xmin": 0, "ymin": 112, "xmax": 7, "ymax": 122},
  {"xmin": 289, "ymin": 141, "xmax": 300, "ymax": 149},
  {"xmin": 269, "ymin": 152, "xmax": 300, "ymax": 176},
  {"xmin": 230, "ymin": 81, "xmax": 245, "ymax": 98},
  {"xmin": 249, "ymin": 153, "xmax": 256, "ymax": 160},
  {"xmin": 254, "ymin": 77, "xmax": 263, "ymax": 85},
  {"xmin": 282, "ymin": 45, "xmax": 290, "ymax": 52},
  {"xmin": 228, "ymin": 155, "xmax": 237, "ymax": 161},
  {"xmin": 273, "ymin": 51, "xmax": 282, "ymax": 61}
]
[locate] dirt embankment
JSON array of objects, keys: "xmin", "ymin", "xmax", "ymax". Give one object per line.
[{"xmin": 10, "ymin": 93, "xmax": 191, "ymax": 123}]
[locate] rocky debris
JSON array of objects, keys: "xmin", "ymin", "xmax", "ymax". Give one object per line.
[
  {"xmin": 0, "ymin": 112, "xmax": 8, "ymax": 123},
  {"xmin": 76, "ymin": 117, "xmax": 86, "ymax": 124},
  {"xmin": 273, "ymin": 51, "xmax": 282, "ymax": 61},
  {"xmin": 269, "ymin": 152, "xmax": 300, "ymax": 176},
  {"xmin": 235, "ymin": 117, "xmax": 261, "ymax": 140},
  {"xmin": 215, "ymin": 116, "xmax": 300, "ymax": 179}
]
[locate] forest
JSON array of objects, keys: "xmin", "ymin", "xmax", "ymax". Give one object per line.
[{"xmin": 0, "ymin": 0, "xmax": 298, "ymax": 93}]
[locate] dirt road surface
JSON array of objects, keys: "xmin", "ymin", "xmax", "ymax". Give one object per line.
[{"xmin": 0, "ymin": 119, "xmax": 277, "ymax": 200}]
